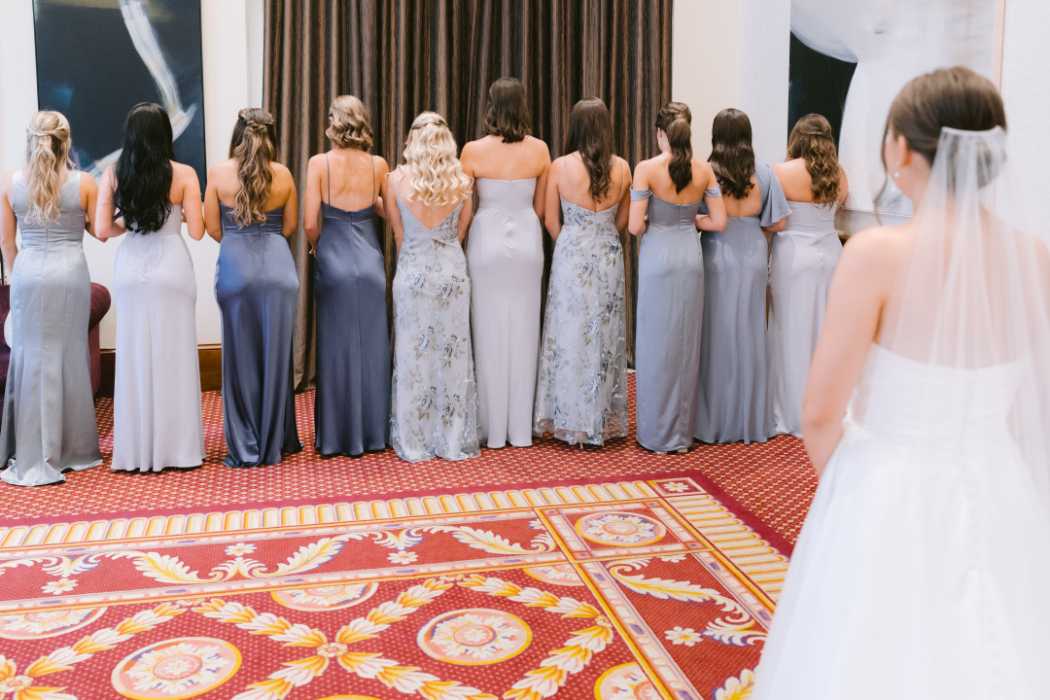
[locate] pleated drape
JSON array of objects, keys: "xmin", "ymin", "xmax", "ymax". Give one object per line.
[{"xmin": 264, "ymin": 0, "xmax": 672, "ymax": 388}]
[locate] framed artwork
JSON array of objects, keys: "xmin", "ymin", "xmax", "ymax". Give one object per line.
[{"xmin": 33, "ymin": 0, "xmax": 205, "ymax": 188}]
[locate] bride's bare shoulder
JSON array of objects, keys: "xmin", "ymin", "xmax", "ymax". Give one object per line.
[{"xmin": 839, "ymin": 225, "xmax": 911, "ymax": 287}]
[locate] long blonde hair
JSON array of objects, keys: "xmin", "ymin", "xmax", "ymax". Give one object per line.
[
  {"xmin": 24, "ymin": 111, "xmax": 73, "ymax": 224},
  {"xmin": 402, "ymin": 112, "xmax": 471, "ymax": 206},
  {"xmin": 229, "ymin": 108, "xmax": 278, "ymax": 227}
]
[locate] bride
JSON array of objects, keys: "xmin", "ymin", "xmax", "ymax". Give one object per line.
[{"xmin": 753, "ymin": 67, "xmax": 1050, "ymax": 698}]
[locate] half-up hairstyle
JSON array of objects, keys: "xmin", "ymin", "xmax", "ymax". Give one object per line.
[
  {"xmin": 228, "ymin": 107, "xmax": 278, "ymax": 227},
  {"xmin": 787, "ymin": 113, "xmax": 841, "ymax": 204},
  {"xmin": 326, "ymin": 95, "xmax": 373, "ymax": 150},
  {"xmin": 709, "ymin": 108, "xmax": 755, "ymax": 200},
  {"xmin": 881, "ymin": 66, "xmax": 1006, "ymax": 187},
  {"xmin": 24, "ymin": 110, "xmax": 73, "ymax": 225},
  {"xmin": 565, "ymin": 97, "xmax": 615, "ymax": 200},
  {"xmin": 402, "ymin": 112, "xmax": 472, "ymax": 206},
  {"xmin": 657, "ymin": 102, "xmax": 693, "ymax": 193},
  {"xmin": 114, "ymin": 103, "xmax": 174, "ymax": 233},
  {"xmin": 483, "ymin": 78, "xmax": 531, "ymax": 143}
]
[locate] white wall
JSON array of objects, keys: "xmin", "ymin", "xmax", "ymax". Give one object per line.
[
  {"xmin": 0, "ymin": 0, "xmax": 261, "ymax": 349},
  {"xmin": 671, "ymin": 0, "xmax": 791, "ymax": 165}
]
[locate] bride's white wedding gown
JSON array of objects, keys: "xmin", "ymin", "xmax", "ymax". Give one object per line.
[{"xmin": 753, "ymin": 343, "xmax": 1050, "ymax": 699}]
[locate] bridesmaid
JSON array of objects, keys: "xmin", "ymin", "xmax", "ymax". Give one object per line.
[
  {"xmin": 0, "ymin": 111, "xmax": 102, "ymax": 486},
  {"xmin": 204, "ymin": 108, "xmax": 302, "ymax": 467},
  {"xmin": 96, "ymin": 103, "xmax": 206, "ymax": 472},
  {"xmin": 695, "ymin": 109, "xmax": 791, "ymax": 444},
  {"xmin": 534, "ymin": 97, "xmax": 631, "ymax": 446},
  {"xmin": 460, "ymin": 78, "xmax": 550, "ymax": 449},
  {"xmin": 303, "ymin": 95, "xmax": 391, "ymax": 457},
  {"xmin": 381, "ymin": 112, "xmax": 479, "ymax": 462},
  {"xmin": 769, "ymin": 114, "xmax": 849, "ymax": 436},
  {"xmin": 629, "ymin": 102, "xmax": 725, "ymax": 453}
]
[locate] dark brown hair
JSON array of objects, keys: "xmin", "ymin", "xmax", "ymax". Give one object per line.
[
  {"xmin": 882, "ymin": 66, "xmax": 1006, "ymax": 173},
  {"xmin": 657, "ymin": 102, "xmax": 693, "ymax": 193},
  {"xmin": 228, "ymin": 107, "xmax": 278, "ymax": 227},
  {"xmin": 709, "ymin": 108, "xmax": 755, "ymax": 200},
  {"xmin": 483, "ymin": 77, "xmax": 531, "ymax": 143},
  {"xmin": 787, "ymin": 114, "xmax": 841, "ymax": 204},
  {"xmin": 565, "ymin": 97, "xmax": 615, "ymax": 200}
]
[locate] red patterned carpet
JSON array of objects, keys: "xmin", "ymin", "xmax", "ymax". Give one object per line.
[
  {"xmin": 0, "ymin": 375, "xmax": 817, "ymax": 545},
  {"xmin": 0, "ymin": 475, "xmax": 786, "ymax": 700}
]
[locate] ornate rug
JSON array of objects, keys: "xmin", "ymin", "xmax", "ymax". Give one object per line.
[
  {"xmin": 0, "ymin": 376, "xmax": 818, "ymax": 545},
  {"xmin": 0, "ymin": 474, "xmax": 788, "ymax": 700}
]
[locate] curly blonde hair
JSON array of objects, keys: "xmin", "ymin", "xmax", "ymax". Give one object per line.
[
  {"xmin": 327, "ymin": 95, "xmax": 373, "ymax": 150},
  {"xmin": 787, "ymin": 114, "xmax": 842, "ymax": 204},
  {"xmin": 229, "ymin": 108, "xmax": 278, "ymax": 227},
  {"xmin": 24, "ymin": 111, "xmax": 74, "ymax": 225},
  {"xmin": 402, "ymin": 112, "xmax": 471, "ymax": 206}
]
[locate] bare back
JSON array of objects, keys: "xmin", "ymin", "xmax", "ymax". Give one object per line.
[
  {"xmin": 636, "ymin": 154, "xmax": 716, "ymax": 205},
  {"xmin": 461, "ymin": 135, "xmax": 550, "ymax": 181},
  {"xmin": 773, "ymin": 158, "xmax": 849, "ymax": 205},
  {"xmin": 210, "ymin": 158, "xmax": 295, "ymax": 212},
  {"xmin": 319, "ymin": 149, "xmax": 385, "ymax": 211},
  {"xmin": 559, "ymin": 153, "xmax": 629, "ymax": 212}
]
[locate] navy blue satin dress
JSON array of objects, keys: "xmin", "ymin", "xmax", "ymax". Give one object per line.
[
  {"xmin": 313, "ymin": 158, "xmax": 390, "ymax": 456},
  {"xmin": 215, "ymin": 203, "xmax": 302, "ymax": 467}
]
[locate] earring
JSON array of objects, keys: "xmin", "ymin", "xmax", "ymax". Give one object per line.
[{"xmin": 893, "ymin": 172, "xmax": 900, "ymax": 180}]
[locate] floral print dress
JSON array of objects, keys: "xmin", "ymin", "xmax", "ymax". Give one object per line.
[
  {"xmin": 533, "ymin": 197, "xmax": 629, "ymax": 445},
  {"xmin": 390, "ymin": 186, "xmax": 480, "ymax": 462}
]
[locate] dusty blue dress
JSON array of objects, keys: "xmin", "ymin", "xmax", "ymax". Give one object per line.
[
  {"xmin": 694, "ymin": 162, "xmax": 790, "ymax": 444},
  {"xmin": 1, "ymin": 170, "xmax": 102, "ymax": 486},
  {"xmin": 314, "ymin": 156, "xmax": 389, "ymax": 457},
  {"xmin": 632, "ymin": 188, "xmax": 711, "ymax": 452},
  {"xmin": 215, "ymin": 202, "xmax": 301, "ymax": 467}
]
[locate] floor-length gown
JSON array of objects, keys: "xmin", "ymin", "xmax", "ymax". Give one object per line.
[
  {"xmin": 0, "ymin": 170, "xmax": 102, "ymax": 486},
  {"xmin": 112, "ymin": 204, "xmax": 205, "ymax": 472},
  {"xmin": 633, "ymin": 189, "xmax": 704, "ymax": 452},
  {"xmin": 314, "ymin": 156, "xmax": 389, "ymax": 457},
  {"xmin": 696, "ymin": 163, "xmax": 791, "ymax": 444},
  {"xmin": 768, "ymin": 202, "xmax": 841, "ymax": 436},
  {"xmin": 215, "ymin": 203, "xmax": 301, "ymax": 468},
  {"xmin": 389, "ymin": 182, "xmax": 479, "ymax": 462},
  {"xmin": 534, "ymin": 168, "xmax": 629, "ymax": 446},
  {"xmin": 752, "ymin": 344, "xmax": 1050, "ymax": 698},
  {"xmin": 467, "ymin": 178, "xmax": 543, "ymax": 448}
]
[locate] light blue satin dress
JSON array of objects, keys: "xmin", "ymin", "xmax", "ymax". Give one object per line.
[{"xmin": 1, "ymin": 170, "xmax": 102, "ymax": 486}]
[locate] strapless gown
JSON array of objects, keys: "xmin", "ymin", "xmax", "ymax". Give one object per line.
[{"xmin": 753, "ymin": 344, "xmax": 1050, "ymax": 699}]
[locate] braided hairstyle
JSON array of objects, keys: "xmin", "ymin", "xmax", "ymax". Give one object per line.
[{"xmin": 229, "ymin": 108, "xmax": 278, "ymax": 227}]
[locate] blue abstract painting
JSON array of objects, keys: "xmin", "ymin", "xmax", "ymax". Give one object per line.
[{"xmin": 33, "ymin": 0, "xmax": 205, "ymax": 188}]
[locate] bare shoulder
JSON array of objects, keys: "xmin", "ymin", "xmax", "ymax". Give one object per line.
[
  {"xmin": 0, "ymin": 171, "xmax": 12, "ymax": 195},
  {"xmin": 271, "ymin": 161, "xmax": 292, "ymax": 179},
  {"xmin": 307, "ymin": 153, "xmax": 328, "ymax": 169},
  {"xmin": 371, "ymin": 154, "xmax": 390, "ymax": 174},
  {"xmin": 172, "ymin": 161, "xmax": 198, "ymax": 183},
  {"xmin": 79, "ymin": 171, "xmax": 98, "ymax": 194},
  {"xmin": 528, "ymin": 135, "xmax": 551, "ymax": 158},
  {"xmin": 841, "ymin": 225, "xmax": 909, "ymax": 273}
]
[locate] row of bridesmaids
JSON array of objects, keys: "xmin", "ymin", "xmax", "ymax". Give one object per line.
[{"xmin": 0, "ymin": 79, "xmax": 845, "ymax": 485}]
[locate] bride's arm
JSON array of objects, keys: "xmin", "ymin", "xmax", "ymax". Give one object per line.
[{"xmin": 802, "ymin": 227, "xmax": 897, "ymax": 476}]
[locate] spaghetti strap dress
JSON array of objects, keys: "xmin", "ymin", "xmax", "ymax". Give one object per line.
[
  {"xmin": 314, "ymin": 155, "xmax": 390, "ymax": 457},
  {"xmin": 215, "ymin": 202, "xmax": 302, "ymax": 468},
  {"xmin": 0, "ymin": 170, "xmax": 102, "ymax": 486},
  {"xmin": 534, "ymin": 161, "xmax": 628, "ymax": 446}
]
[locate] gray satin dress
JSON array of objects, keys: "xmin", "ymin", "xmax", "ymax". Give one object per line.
[
  {"xmin": 632, "ymin": 187, "xmax": 709, "ymax": 452},
  {"xmin": 694, "ymin": 163, "xmax": 790, "ymax": 444},
  {"xmin": 314, "ymin": 156, "xmax": 390, "ymax": 457},
  {"xmin": 1, "ymin": 170, "xmax": 102, "ymax": 486},
  {"xmin": 215, "ymin": 203, "xmax": 302, "ymax": 468}
]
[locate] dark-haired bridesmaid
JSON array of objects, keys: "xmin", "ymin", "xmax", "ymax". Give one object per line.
[
  {"xmin": 303, "ymin": 95, "xmax": 391, "ymax": 458},
  {"xmin": 629, "ymin": 102, "xmax": 725, "ymax": 453},
  {"xmin": 461, "ymin": 78, "xmax": 550, "ymax": 449},
  {"xmin": 96, "ymin": 103, "xmax": 206, "ymax": 472},
  {"xmin": 694, "ymin": 108, "xmax": 790, "ymax": 445},
  {"xmin": 534, "ymin": 97, "xmax": 631, "ymax": 446},
  {"xmin": 204, "ymin": 108, "xmax": 302, "ymax": 468}
]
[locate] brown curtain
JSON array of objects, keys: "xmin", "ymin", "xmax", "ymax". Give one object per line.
[{"xmin": 265, "ymin": 0, "xmax": 672, "ymax": 389}]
